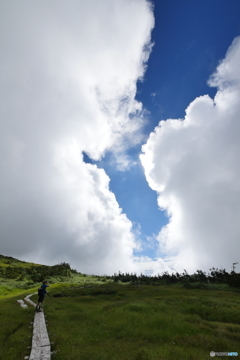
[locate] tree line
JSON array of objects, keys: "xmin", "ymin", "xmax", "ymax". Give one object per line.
[
  {"xmin": 0, "ymin": 253, "xmax": 239, "ymax": 289},
  {"xmin": 108, "ymin": 268, "xmax": 240, "ymax": 288}
]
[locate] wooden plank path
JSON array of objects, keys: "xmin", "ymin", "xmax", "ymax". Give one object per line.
[{"xmin": 24, "ymin": 293, "xmax": 51, "ymax": 360}]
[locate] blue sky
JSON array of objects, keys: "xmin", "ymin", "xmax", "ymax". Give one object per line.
[
  {"xmin": 88, "ymin": 0, "xmax": 240, "ymax": 261},
  {"xmin": 1, "ymin": 0, "xmax": 240, "ymax": 275}
]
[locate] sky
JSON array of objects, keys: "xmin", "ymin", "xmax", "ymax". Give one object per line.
[{"xmin": 1, "ymin": 0, "xmax": 240, "ymax": 275}]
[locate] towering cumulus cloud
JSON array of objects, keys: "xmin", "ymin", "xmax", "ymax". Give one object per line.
[
  {"xmin": 0, "ymin": 0, "xmax": 154, "ymax": 274},
  {"xmin": 141, "ymin": 37, "xmax": 240, "ymax": 273}
]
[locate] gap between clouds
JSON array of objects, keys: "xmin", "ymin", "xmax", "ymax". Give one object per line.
[{"xmin": 2, "ymin": 0, "xmax": 239, "ymax": 276}]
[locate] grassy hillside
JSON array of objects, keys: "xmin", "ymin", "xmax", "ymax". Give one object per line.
[
  {"xmin": 0, "ymin": 255, "xmax": 240, "ymax": 359},
  {"xmin": 0, "ymin": 254, "xmax": 108, "ymax": 298},
  {"xmin": 0, "ymin": 254, "xmax": 41, "ymax": 268}
]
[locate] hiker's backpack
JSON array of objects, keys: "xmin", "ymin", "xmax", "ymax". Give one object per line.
[{"xmin": 38, "ymin": 287, "xmax": 44, "ymax": 296}]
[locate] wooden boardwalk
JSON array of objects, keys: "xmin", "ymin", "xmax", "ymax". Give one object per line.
[{"xmin": 24, "ymin": 293, "xmax": 51, "ymax": 360}]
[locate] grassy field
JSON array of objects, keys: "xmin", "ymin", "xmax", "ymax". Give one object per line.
[
  {"xmin": 0, "ymin": 254, "xmax": 240, "ymax": 359},
  {"xmin": 44, "ymin": 283, "xmax": 240, "ymax": 360},
  {"xmin": 0, "ymin": 289, "xmax": 34, "ymax": 359},
  {"xmin": 1, "ymin": 281, "xmax": 240, "ymax": 360}
]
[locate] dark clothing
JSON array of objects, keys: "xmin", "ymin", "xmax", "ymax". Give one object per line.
[
  {"xmin": 38, "ymin": 284, "xmax": 49, "ymax": 303},
  {"xmin": 41, "ymin": 284, "xmax": 48, "ymax": 295},
  {"xmin": 38, "ymin": 294, "xmax": 45, "ymax": 303}
]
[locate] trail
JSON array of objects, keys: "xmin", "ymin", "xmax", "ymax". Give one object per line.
[
  {"xmin": 23, "ymin": 293, "xmax": 51, "ymax": 360},
  {"xmin": 18, "ymin": 285, "xmax": 93, "ymax": 358}
]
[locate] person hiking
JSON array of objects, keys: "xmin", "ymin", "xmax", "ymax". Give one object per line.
[{"xmin": 36, "ymin": 280, "xmax": 49, "ymax": 312}]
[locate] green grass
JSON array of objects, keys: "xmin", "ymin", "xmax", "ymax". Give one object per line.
[
  {"xmin": 0, "ymin": 254, "xmax": 41, "ymax": 268},
  {"xmin": 0, "ymin": 256, "xmax": 239, "ymax": 359},
  {"xmin": 0, "ymin": 271, "xmax": 111, "ymax": 298},
  {"xmin": 31, "ymin": 283, "xmax": 240, "ymax": 360},
  {"xmin": 0, "ymin": 291, "xmax": 34, "ymax": 359}
]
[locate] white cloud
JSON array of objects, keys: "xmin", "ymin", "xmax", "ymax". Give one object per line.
[
  {"xmin": 140, "ymin": 36, "xmax": 240, "ymax": 274},
  {"xmin": 0, "ymin": 0, "xmax": 156, "ymax": 274}
]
